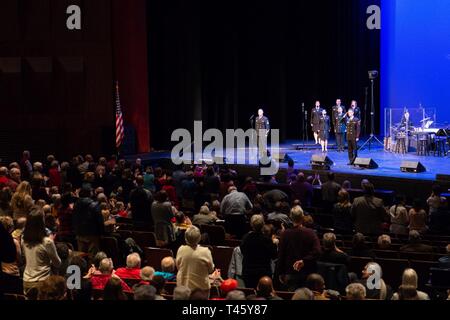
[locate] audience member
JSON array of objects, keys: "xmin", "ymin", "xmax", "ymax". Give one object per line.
[
  {"xmin": 278, "ymin": 206, "xmax": 321, "ymax": 291},
  {"xmin": 392, "ymin": 269, "xmax": 429, "ymax": 300}
]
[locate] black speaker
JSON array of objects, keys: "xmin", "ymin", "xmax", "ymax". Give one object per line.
[
  {"xmin": 354, "ymin": 158, "xmax": 379, "ymax": 169},
  {"xmin": 400, "ymin": 161, "xmax": 426, "ymax": 173},
  {"xmin": 311, "ymin": 155, "xmax": 333, "ymax": 170},
  {"xmin": 273, "ymin": 153, "xmax": 292, "ymax": 163}
]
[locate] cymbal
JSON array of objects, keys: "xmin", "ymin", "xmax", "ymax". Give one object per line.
[{"xmin": 420, "ymin": 117, "xmax": 431, "ymax": 123}]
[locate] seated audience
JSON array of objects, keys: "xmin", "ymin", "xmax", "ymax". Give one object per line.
[
  {"xmin": 256, "ymin": 276, "xmax": 282, "ymax": 300},
  {"xmin": 103, "ymin": 277, "xmax": 128, "ymax": 300},
  {"xmin": 140, "ymin": 266, "xmax": 155, "ymax": 285},
  {"xmin": 359, "ymin": 262, "xmax": 392, "ymax": 300},
  {"xmin": 133, "ymin": 283, "xmax": 157, "ymax": 300},
  {"xmin": 305, "ymin": 274, "xmax": 329, "ymax": 300},
  {"xmin": 348, "ymin": 233, "xmax": 375, "ymax": 258},
  {"xmin": 115, "ymin": 253, "xmax": 142, "ymax": 279},
  {"xmin": 292, "ymin": 287, "xmax": 314, "ymax": 300},
  {"xmin": 88, "ymin": 258, "xmax": 131, "ymax": 292},
  {"xmin": 192, "ymin": 205, "xmax": 218, "ymax": 225},
  {"xmin": 377, "ymin": 234, "xmax": 392, "ymax": 250},
  {"xmin": 37, "ymin": 275, "xmax": 67, "ymax": 300},
  {"xmin": 226, "ymin": 290, "xmax": 246, "ymax": 301},
  {"xmin": 154, "ymin": 256, "xmax": 177, "ymax": 282},
  {"xmin": 173, "ymin": 286, "xmax": 191, "ymax": 300},
  {"xmin": 400, "ymin": 231, "xmax": 433, "ymax": 253},
  {"xmin": 345, "ymin": 283, "xmax": 366, "ymax": 300},
  {"xmin": 319, "ymin": 233, "xmax": 349, "ymax": 266},
  {"xmin": 392, "ymin": 269, "xmax": 429, "ymax": 300}
]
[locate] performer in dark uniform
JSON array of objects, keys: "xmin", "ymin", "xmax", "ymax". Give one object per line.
[
  {"xmin": 319, "ymin": 109, "xmax": 331, "ymax": 152},
  {"xmin": 332, "ymin": 99, "xmax": 346, "ymax": 123},
  {"xmin": 255, "ymin": 108, "xmax": 270, "ymax": 159},
  {"xmin": 349, "ymin": 100, "xmax": 361, "ymax": 120},
  {"xmin": 311, "ymin": 101, "xmax": 324, "ymax": 145},
  {"xmin": 346, "ymin": 108, "xmax": 361, "ymax": 165},
  {"xmin": 334, "ymin": 106, "xmax": 347, "ymax": 152}
]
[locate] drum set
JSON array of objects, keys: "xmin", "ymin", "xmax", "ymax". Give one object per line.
[{"xmin": 385, "ymin": 116, "xmax": 447, "ymax": 156}]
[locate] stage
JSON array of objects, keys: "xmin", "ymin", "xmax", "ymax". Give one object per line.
[{"xmin": 126, "ymin": 140, "xmax": 450, "ymax": 200}]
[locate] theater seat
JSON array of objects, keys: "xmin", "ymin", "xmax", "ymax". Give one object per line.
[
  {"xmin": 132, "ymin": 231, "xmax": 157, "ymax": 248},
  {"xmin": 143, "ymin": 247, "xmax": 174, "ymax": 271},
  {"xmin": 409, "ymin": 260, "xmax": 438, "ymax": 290},
  {"xmin": 211, "ymin": 246, "xmax": 234, "ymax": 277},
  {"xmin": 100, "ymin": 236, "xmax": 120, "ymax": 266},
  {"xmin": 374, "ymin": 258, "xmax": 409, "ymax": 290},
  {"xmin": 200, "ymin": 224, "xmax": 226, "ymax": 246},
  {"xmin": 348, "ymin": 256, "xmax": 374, "ymax": 274}
]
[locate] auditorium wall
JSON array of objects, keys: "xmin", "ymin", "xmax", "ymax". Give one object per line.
[{"xmin": 0, "ymin": 0, "xmax": 150, "ymax": 162}]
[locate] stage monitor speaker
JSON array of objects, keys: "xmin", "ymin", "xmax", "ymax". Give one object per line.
[
  {"xmin": 400, "ymin": 161, "xmax": 426, "ymax": 173},
  {"xmin": 354, "ymin": 157, "xmax": 379, "ymax": 169},
  {"xmin": 272, "ymin": 152, "xmax": 292, "ymax": 163},
  {"xmin": 311, "ymin": 155, "xmax": 333, "ymax": 170}
]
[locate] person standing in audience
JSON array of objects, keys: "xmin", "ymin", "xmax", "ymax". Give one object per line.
[
  {"xmin": 72, "ymin": 187, "xmax": 104, "ymax": 255},
  {"xmin": 290, "ymin": 173, "xmax": 313, "ymax": 208},
  {"xmin": 351, "ymin": 183, "xmax": 387, "ymax": 235},
  {"xmin": 321, "ymin": 172, "xmax": 341, "ymax": 212},
  {"xmin": 391, "ymin": 269, "xmax": 429, "ymax": 300},
  {"xmin": 0, "ymin": 221, "xmax": 17, "ymax": 299},
  {"xmin": 22, "ymin": 208, "xmax": 61, "ymax": 299},
  {"xmin": 427, "ymin": 185, "xmax": 445, "ymax": 216},
  {"xmin": 240, "ymin": 215, "xmax": 278, "ymax": 289},
  {"xmin": 11, "ymin": 181, "xmax": 34, "ymax": 219},
  {"xmin": 389, "ymin": 195, "xmax": 409, "ymax": 235},
  {"xmin": 408, "ymin": 199, "xmax": 428, "ymax": 234},
  {"xmin": 332, "ymin": 189, "xmax": 354, "ymax": 234},
  {"xmin": 129, "ymin": 175, "xmax": 153, "ymax": 230},
  {"xmin": 278, "ymin": 206, "xmax": 321, "ymax": 291},
  {"xmin": 176, "ymin": 226, "xmax": 215, "ymax": 296},
  {"xmin": 221, "ymin": 186, "xmax": 252, "ymax": 238},
  {"xmin": 152, "ymin": 191, "xmax": 175, "ymax": 247}
]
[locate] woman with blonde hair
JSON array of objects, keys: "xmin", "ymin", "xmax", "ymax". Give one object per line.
[
  {"xmin": 11, "ymin": 181, "xmax": 34, "ymax": 219},
  {"xmin": 360, "ymin": 262, "xmax": 393, "ymax": 300},
  {"xmin": 392, "ymin": 268, "xmax": 429, "ymax": 300}
]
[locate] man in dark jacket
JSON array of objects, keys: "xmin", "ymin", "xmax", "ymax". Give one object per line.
[
  {"xmin": 400, "ymin": 231, "xmax": 433, "ymax": 253},
  {"xmin": 72, "ymin": 187, "xmax": 104, "ymax": 255},
  {"xmin": 0, "ymin": 223, "xmax": 17, "ymax": 299},
  {"xmin": 129, "ymin": 176, "xmax": 153, "ymax": 229},
  {"xmin": 278, "ymin": 206, "xmax": 321, "ymax": 291},
  {"xmin": 351, "ymin": 183, "xmax": 387, "ymax": 235}
]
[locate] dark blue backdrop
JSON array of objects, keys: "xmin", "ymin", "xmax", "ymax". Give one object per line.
[{"xmin": 381, "ymin": 0, "xmax": 450, "ymax": 132}]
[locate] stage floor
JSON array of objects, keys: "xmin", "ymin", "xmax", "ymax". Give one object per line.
[{"xmin": 128, "ymin": 140, "xmax": 449, "ymax": 182}]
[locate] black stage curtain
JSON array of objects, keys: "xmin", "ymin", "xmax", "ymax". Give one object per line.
[{"xmin": 147, "ymin": 0, "xmax": 380, "ymax": 150}]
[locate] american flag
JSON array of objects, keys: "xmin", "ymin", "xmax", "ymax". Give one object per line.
[{"xmin": 115, "ymin": 81, "xmax": 124, "ymax": 149}]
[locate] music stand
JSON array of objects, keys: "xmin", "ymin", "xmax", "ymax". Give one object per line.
[{"xmin": 359, "ymin": 71, "xmax": 384, "ymax": 151}]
